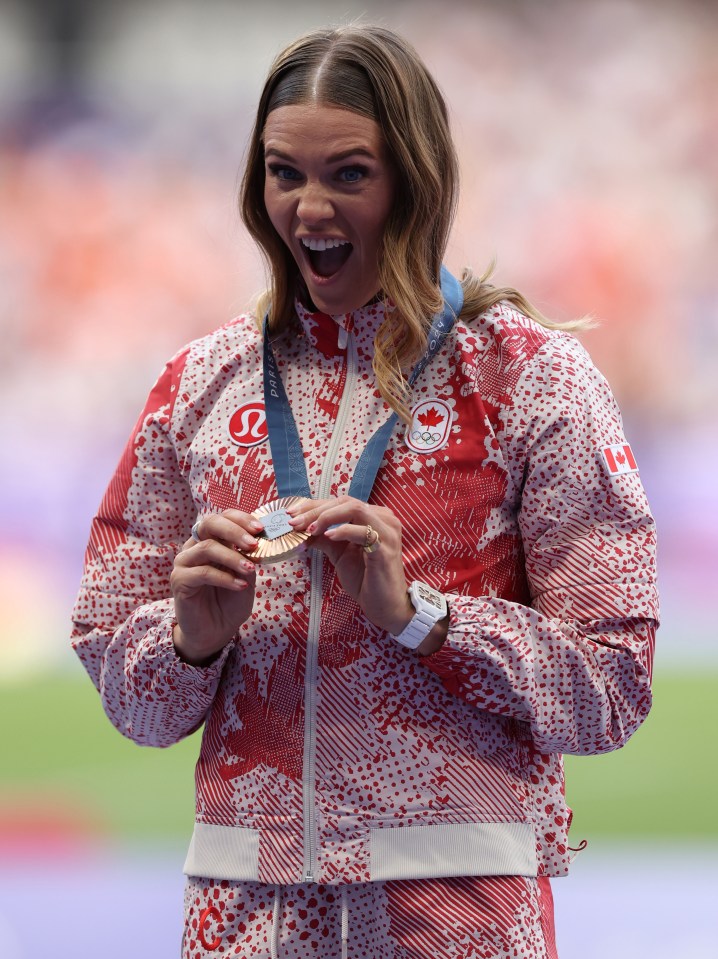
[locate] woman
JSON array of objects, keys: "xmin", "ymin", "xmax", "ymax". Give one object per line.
[{"xmin": 72, "ymin": 23, "xmax": 658, "ymax": 959}]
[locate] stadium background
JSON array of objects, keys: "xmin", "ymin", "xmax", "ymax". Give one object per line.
[{"xmin": 0, "ymin": 0, "xmax": 716, "ymax": 955}]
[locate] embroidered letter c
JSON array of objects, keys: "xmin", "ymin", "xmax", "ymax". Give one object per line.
[{"xmin": 198, "ymin": 905, "xmax": 222, "ymax": 951}]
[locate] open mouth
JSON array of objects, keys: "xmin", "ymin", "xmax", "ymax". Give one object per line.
[{"xmin": 301, "ymin": 237, "xmax": 353, "ymax": 279}]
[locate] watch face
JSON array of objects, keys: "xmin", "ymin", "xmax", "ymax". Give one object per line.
[{"xmin": 416, "ymin": 583, "xmax": 443, "ymax": 608}]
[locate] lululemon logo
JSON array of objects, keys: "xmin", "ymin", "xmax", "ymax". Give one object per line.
[
  {"xmin": 405, "ymin": 398, "xmax": 453, "ymax": 454},
  {"xmin": 229, "ymin": 401, "xmax": 268, "ymax": 448}
]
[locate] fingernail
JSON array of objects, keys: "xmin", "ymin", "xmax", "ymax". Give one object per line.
[
  {"xmin": 307, "ymin": 522, "xmax": 318, "ymax": 534},
  {"xmin": 240, "ymin": 561, "xmax": 255, "ymax": 572},
  {"xmin": 232, "ymin": 578, "xmax": 248, "ymax": 589},
  {"xmin": 243, "ymin": 537, "xmax": 258, "ymax": 548},
  {"xmin": 250, "ymin": 520, "xmax": 264, "ymax": 531}
]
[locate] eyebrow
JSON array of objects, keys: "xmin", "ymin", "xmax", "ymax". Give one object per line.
[{"xmin": 264, "ymin": 146, "xmax": 377, "ymax": 163}]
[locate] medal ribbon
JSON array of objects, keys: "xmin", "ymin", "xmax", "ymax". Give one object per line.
[{"xmin": 263, "ymin": 265, "xmax": 464, "ymax": 502}]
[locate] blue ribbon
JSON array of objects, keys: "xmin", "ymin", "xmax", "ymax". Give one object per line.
[{"xmin": 263, "ymin": 265, "xmax": 463, "ymax": 502}]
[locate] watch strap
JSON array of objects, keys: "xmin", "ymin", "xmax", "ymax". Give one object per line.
[{"xmin": 391, "ymin": 582, "xmax": 448, "ymax": 650}]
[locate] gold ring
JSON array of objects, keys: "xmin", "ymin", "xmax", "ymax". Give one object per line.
[{"xmin": 362, "ymin": 525, "xmax": 381, "ymax": 553}]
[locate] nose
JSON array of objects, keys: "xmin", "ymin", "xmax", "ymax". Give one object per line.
[{"xmin": 296, "ymin": 180, "xmax": 334, "ymax": 224}]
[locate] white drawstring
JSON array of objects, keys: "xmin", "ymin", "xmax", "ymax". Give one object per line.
[
  {"xmin": 271, "ymin": 884, "xmax": 281, "ymax": 959},
  {"xmin": 341, "ymin": 886, "xmax": 349, "ymax": 959}
]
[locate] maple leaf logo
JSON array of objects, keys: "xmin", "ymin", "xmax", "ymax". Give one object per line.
[
  {"xmin": 221, "ymin": 648, "xmax": 304, "ymax": 781},
  {"xmin": 417, "ymin": 406, "xmax": 444, "ymax": 429},
  {"xmin": 615, "ymin": 450, "xmax": 626, "ymax": 465}
]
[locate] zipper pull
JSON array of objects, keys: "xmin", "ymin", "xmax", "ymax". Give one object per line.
[{"xmin": 337, "ymin": 326, "xmax": 348, "ymax": 350}]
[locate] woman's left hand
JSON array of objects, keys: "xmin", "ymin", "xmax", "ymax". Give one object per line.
[{"xmin": 288, "ymin": 496, "xmax": 414, "ymax": 635}]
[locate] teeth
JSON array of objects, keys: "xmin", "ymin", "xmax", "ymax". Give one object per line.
[{"xmin": 301, "ymin": 238, "xmax": 350, "ymax": 251}]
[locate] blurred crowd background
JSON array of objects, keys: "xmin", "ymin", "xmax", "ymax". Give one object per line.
[{"xmin": 0, "ymin": 0, "xmax": 716, "ymax": 956}]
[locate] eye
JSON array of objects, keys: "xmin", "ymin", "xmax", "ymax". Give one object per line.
[
  {"xmin": 267, "ymin": 163, "xmax": 302, "ymax": 182},
  {"xmin": 338, "ymin": 166, "xmax": 368, "ymax": 183}
]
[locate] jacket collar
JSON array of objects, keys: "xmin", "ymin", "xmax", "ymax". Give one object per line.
[{"xmin": 294, "ymin": 296, "xmax": 391, "ymax": 359}]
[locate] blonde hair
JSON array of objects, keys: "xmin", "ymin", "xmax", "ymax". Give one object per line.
[{"xmin": 241, "ymin": 24, "xmax": 583, "ymax": 424}]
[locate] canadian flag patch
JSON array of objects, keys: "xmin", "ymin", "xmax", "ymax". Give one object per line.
[
  {"xmin": 602, "ymin": 443, "xmax": 639, "ymax": 475},
  {"xmin": 406, "ymin": 398, "xmax": 453, "ymax": 454}
]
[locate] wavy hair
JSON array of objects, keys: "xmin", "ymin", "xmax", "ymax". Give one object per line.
[{"xmin": 240, "ymin": 24, "xmax": 582, "ymax": 423}]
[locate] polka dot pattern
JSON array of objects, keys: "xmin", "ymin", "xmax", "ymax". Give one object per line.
[
  {"xmin": 72, "ymin": 297, "xmax": 657, "ymax": 910},
  {"xmin": 181, "ymin": 875, "xmax": 557, "ymax": 958}
]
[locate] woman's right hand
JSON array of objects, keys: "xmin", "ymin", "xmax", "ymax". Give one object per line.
[{"xmin": 170, "ymin": 509, "xmax": 262, "ymax": 666}]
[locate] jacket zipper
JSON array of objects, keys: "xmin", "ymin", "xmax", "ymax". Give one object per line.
[{"xmin": 302, "ymin": 330, "xmax": 358, "ymax": 882}]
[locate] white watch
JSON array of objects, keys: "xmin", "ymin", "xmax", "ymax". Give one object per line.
[{"xmin": 391, "ymin": 581, "xmax": 448, "ymax": 650}]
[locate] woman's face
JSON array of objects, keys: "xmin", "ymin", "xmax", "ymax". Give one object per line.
[{"xmin": 263, "ymin": 103, "xmax": 396, "ymax": 316}]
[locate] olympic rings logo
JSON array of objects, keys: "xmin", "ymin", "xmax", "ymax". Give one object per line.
[
  {"xmin": 411, "ymin": 429, "xmax": 441, "ymax": 445},
  {"xmin": 405, "ymin": 397, "xmax": 452, "ymax": 454}
]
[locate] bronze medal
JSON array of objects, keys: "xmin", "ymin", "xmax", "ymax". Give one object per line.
[{"xmin": 244, "ymin": 496, "xmax": 311, "ymax": 564}]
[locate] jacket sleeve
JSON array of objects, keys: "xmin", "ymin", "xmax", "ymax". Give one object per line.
[
  {"xmin": 421, "ymin": 334, "xmax": 658, "ymax": 755},
  {"xmin": 71, "ymin": 350, "xmax": 233, "ymax": 748}
]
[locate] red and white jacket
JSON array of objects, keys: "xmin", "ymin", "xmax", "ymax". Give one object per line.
[{"xmin": 72, "ymin": 297, "xmax": 658, "ymax": 886}]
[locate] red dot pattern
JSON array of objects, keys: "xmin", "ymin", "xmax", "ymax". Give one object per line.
[
  {"xmin": 182, "ymin": 874, "xmax": 558, "ymax": 958},
  {"xmin": 72, "ymin": 298, "xmax": 657, "ymax": 919}
]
